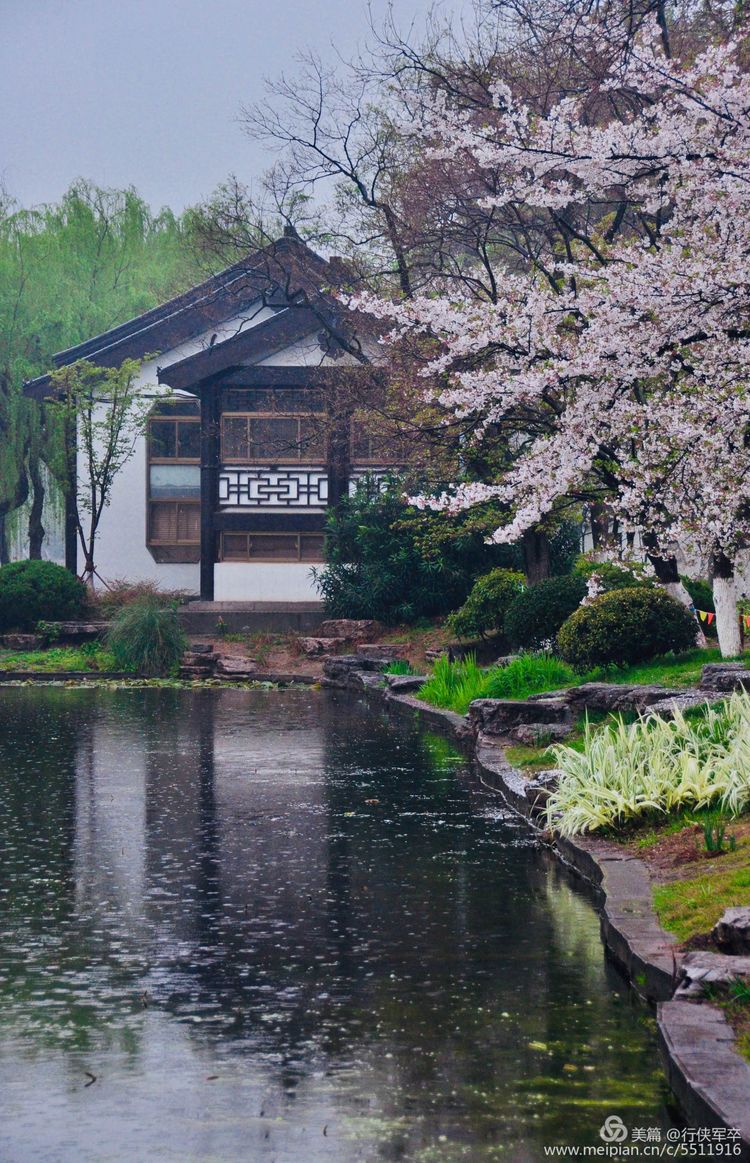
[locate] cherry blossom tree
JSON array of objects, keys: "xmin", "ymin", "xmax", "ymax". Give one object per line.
[{"xmin": 354, "ymin": 20, "xmax": 750, "ymax": 657}]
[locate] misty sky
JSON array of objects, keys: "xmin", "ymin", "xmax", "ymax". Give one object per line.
[{"xmin": 1, "ymin": 0, "xmax": 452, "ymax": 214}]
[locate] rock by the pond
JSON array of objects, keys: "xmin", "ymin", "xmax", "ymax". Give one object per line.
[
  {"xmin": 713, "ymin": 908, "xmax": 750, "ymax": 954},
  {"xmin": 646, "ymin": 691, "xmax": 719, "ymax": 718},
  {"xmin": 565, "ymin": 683, "xmax": 637, "ymax": 711},
  {"xmin": 468, "ymin": 697, "xmax": 573, "ymax": 737},
  {"xmin": 511, "ymin": 722, "xmax": 573, "ymax": 745},
  {"xmin": 565, "ymin": 682, "xmax": 684, "ymax": 714},
  {"xmin": 189, "ymin": 642, "xmax": 214, "ymax": 654},
  {"xmin": 355, "ymin": 643, "xmax": 402, "ymax": 661},
  {"xmin": 385, "ymin": 673, "xmax": 427, "ymax": 693},
  {"xmin": 179, "ymin": 649, "xmax": 219, "ymax": 679},
  {"xmin": 323, "ymin": 655, "xmax": 391, "ymax": 686},
  {"xmin": 319, "ymin": 619, "xmax": 378, "ymax": 640},
  {"xmin": 700, "ymin": 663, "xmax": 750, "ymax": 692},
  {"xmin": 215, "ymin": 657, "xmax": 258, "ymax": 678},
  {"xmin": 524, "ymin": 769, "xmax": 561, "ymax": 813},
  {"xmin": 675, "ymin": 951, "xmax": 750, "ymax": 999},
  {"xmin": 297, "ymin": 636, "xmax": 347, "ymax": 657},
  {"xmin": 39, "ymin": 621, "xmax": 110, "ymax": 643},
  {"xmin": 0, "ymin": 632, "xmax": 45, "ymax": 650}
]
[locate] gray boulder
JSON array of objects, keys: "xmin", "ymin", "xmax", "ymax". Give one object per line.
[
  {"xmin": 700, "ymin": 663, "xmax": 750, "ymax": 692},
  {"xmin": 713, "ymin": 908, "xmax": 750, "ymax": 954},
  {"xmin": 468, "ymin": 696, "xmax": 573, "ymax": 737}
]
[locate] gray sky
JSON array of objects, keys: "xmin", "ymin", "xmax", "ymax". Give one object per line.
[{"xmin": 0, "ymin": 0, "xmax": 447, "ymax": 212}]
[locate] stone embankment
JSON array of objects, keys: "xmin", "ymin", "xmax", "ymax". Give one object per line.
[{"xmin": 322, "ymin": 654, "xmax": 750, "ymax": 1156}]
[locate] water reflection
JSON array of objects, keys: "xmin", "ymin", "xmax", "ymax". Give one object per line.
[{"xmin": 0, "ymin": 688, "xmax": 673, "ymax": 1162}]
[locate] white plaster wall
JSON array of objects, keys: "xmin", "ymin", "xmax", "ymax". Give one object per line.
[{"xmin": 214, "ymin": 562, "xmax": 321, "ymax": 602}]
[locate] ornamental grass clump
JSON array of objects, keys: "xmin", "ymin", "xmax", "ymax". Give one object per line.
[
  {"xmin": 106, "ymin": 597, "xmax": 186, "ymax": 677},
  {"xmin": 418, "ymin": 653, "xmax": 488, "ymax": 712},
  {"xmin": 547, "ymin": 693, "xmax": 750, "ymax": 836},
  {"xmin": 419, "ymin": 652, "xmax": 580, "ymax": 713},
  {"xmin": 482, "ymin": 654, "xmax": 577, "ymax": 699}
]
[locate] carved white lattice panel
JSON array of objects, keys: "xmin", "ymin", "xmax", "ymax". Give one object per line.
[{"xmin": 219, "ymin": 467, "xmax": 329, "ymax": 508}]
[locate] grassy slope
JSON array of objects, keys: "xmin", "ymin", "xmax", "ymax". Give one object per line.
[{"xmin": 0, "ymin": 645, "xmax": 120, "ymax": 672}]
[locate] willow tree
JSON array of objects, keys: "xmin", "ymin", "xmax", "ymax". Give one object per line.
[{"xmin": 0, "ymin": 181, "xmax": 206, "ymax": 560}]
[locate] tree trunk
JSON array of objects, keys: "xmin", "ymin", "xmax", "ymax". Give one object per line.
[
  {"xmin": 588, "ymin": 503, "xmax": 610, "ymax": 550},
  {"xmin": 27, "ymin": 458, "xmax": 45, "ymax": 559},
  {"xmin": 643, "ymin": 536, "xmax": 706, "ymax": 646},
  {"xmin": 711, "ymin": 552, "xmax": 742, "ymax": 658},
  {"xmin": 523, "ymin": 528, "xmax": 550, "ymax": 585},
  {"xmin": 0, "ymin": 513, "xmax": 7, "ymax": 565}
]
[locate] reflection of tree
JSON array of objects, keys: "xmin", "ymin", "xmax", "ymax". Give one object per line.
[{"xmin": 0, "ymin": 688, "xmax": 142, "ymax": 1053}]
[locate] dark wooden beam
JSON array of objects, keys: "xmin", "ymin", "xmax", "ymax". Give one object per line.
[
  {"xmin": 200, "ymin": 390, "xmax": 220, "ymax": 601},
  {"xmin": 216, "ymin": 511, "xmax": 326, "ymax": 533}
]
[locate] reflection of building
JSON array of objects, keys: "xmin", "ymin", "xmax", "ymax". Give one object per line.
[{"xmin": 24, "ymin": 234, "xmax": 398, "ymax": 603}]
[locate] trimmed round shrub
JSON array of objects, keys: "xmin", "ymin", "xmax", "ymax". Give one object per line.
[
  {"xmin": 0, "ymin": 560, "xmax": 87, "ymax": 631},
  {"xmin": 556, "ymin": 586, "xmax": 698, "ymax": 670},
  {"xmin": 573, "ymin": 557, "xmax": 653, "ymax": 592},
  {"xmin": 106, "ymin": 598, "xmax": 186, "ymax": 676},
  {"xmin": 681, "ymin": 575, "xmax": 715, "ymax": 614},
  {"xmin": 503, "ymin": 574, "xmax": 588, "ymax": 650},
  {"xmin": 447, "ymin": 568, "xmax": 526, "ymax": 639}
]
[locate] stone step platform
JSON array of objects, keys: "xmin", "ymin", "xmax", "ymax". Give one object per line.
[{"xmin": 179, "ymin": 602, "xmax": 325, "ymax": 635}]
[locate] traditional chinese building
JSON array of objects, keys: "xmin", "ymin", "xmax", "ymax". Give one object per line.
[{"xmin": 25, "ymin": 232, "xmax": 395, "ymax": 604}]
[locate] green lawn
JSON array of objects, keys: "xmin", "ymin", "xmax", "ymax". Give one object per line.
[
  {"xmin": 0, "ymin": 645, "xmax": 122, "ymax": 672},
  {"xmin": 654, "ymin": 859, "xmax": 750, "ymax": 942}
]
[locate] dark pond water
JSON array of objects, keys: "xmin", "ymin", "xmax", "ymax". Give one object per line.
[{"xmin": 0, "ymin": 687, "xmax": 674, "ymax": 1162}]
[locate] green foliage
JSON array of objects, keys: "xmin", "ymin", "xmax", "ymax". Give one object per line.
[
  {"xmin": 0, "ymin": 560, "xmax": 86, "ymax": 631},
  {"xmin": 573, "ymin": 557, "xmax": 653, "ymax": 591},
  {"xmin": 681, "ymin": 576, "xmax": 715, "ymax": 613},
  {"xmin": 106, "ymin": 597, "xmax": 186, "ymax": 677},
  {"xmin": 702, "ymin": 818, "xmax": 737, "ymax": 853},
  {"xmin": 483, "ymin": 654, "xmax": 577, "ymax": 699},
  {"xmin": 547, "ymin": 693, "xmax": 750, "ymax": 835},
  {"xmin": 504, "ymin": 574, "xmax": 588, "ymax": 650},
  {"xmin": 0, "ymin": 643, "xmax": 118, "ymax": 672},
  {"xmin": 418, "ymin": 653, "xmax": 488, "ymax": 712},
  {"xmin": 447, "ymin": 568, "xmax": 526, "ymax": 639},
  {"xmin": 557, "ymin": 587, "xmax": 697, "ymax": 669},
  {"xmin": 382, "ymin": 659, "xmax": 414, "ymax": 675},
  {"xmin": 419, "ymin": 651, "xmax": 579, "ymax": 713},
  {"xmin": 314, "ymin": 483, "xmax": 513, "ymax": 624}
]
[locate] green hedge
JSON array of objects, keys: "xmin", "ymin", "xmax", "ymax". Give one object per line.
[
  {"xmin": 503, "ymin": 574, "xmax": 588, "ymax": 651},
  {"xmin": 447, "ymin": 568, "xmax": 526, "ymax": 639},
  {"xmin": 557, "ymin": 587, "xmax": 698, "ymax": 669},
  {"xmin": 0, "ymin": 560, "xmax": 87, "ymax": 632}
]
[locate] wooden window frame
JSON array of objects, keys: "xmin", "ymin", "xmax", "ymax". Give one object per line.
[
  {"xmin": 220, "ymin": 531, "xmax": 325, "ymax": 563},
  {"xmin": 147, "ymin": 408, "xmax": 201, "ymax": 561},
  {"xmin": 221, "ymin": 412, "xmax": 326, "ymax": 465},
  {"xmin": 147, "ymin": 415, "xmax": 201, "ymax": 464}
]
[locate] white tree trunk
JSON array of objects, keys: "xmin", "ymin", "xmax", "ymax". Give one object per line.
[
  {"xmin": 713, "ymin": 575, "xmax": 742, "ymax": 658},
  {"xmin": 662, "ymin": 580, "xmax": 707, "ymax": 648}
]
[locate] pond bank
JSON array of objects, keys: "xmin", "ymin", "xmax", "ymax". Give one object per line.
[{"xmin": 333, "ymin": 665, "xmax": 750, "ymax": 1156}]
